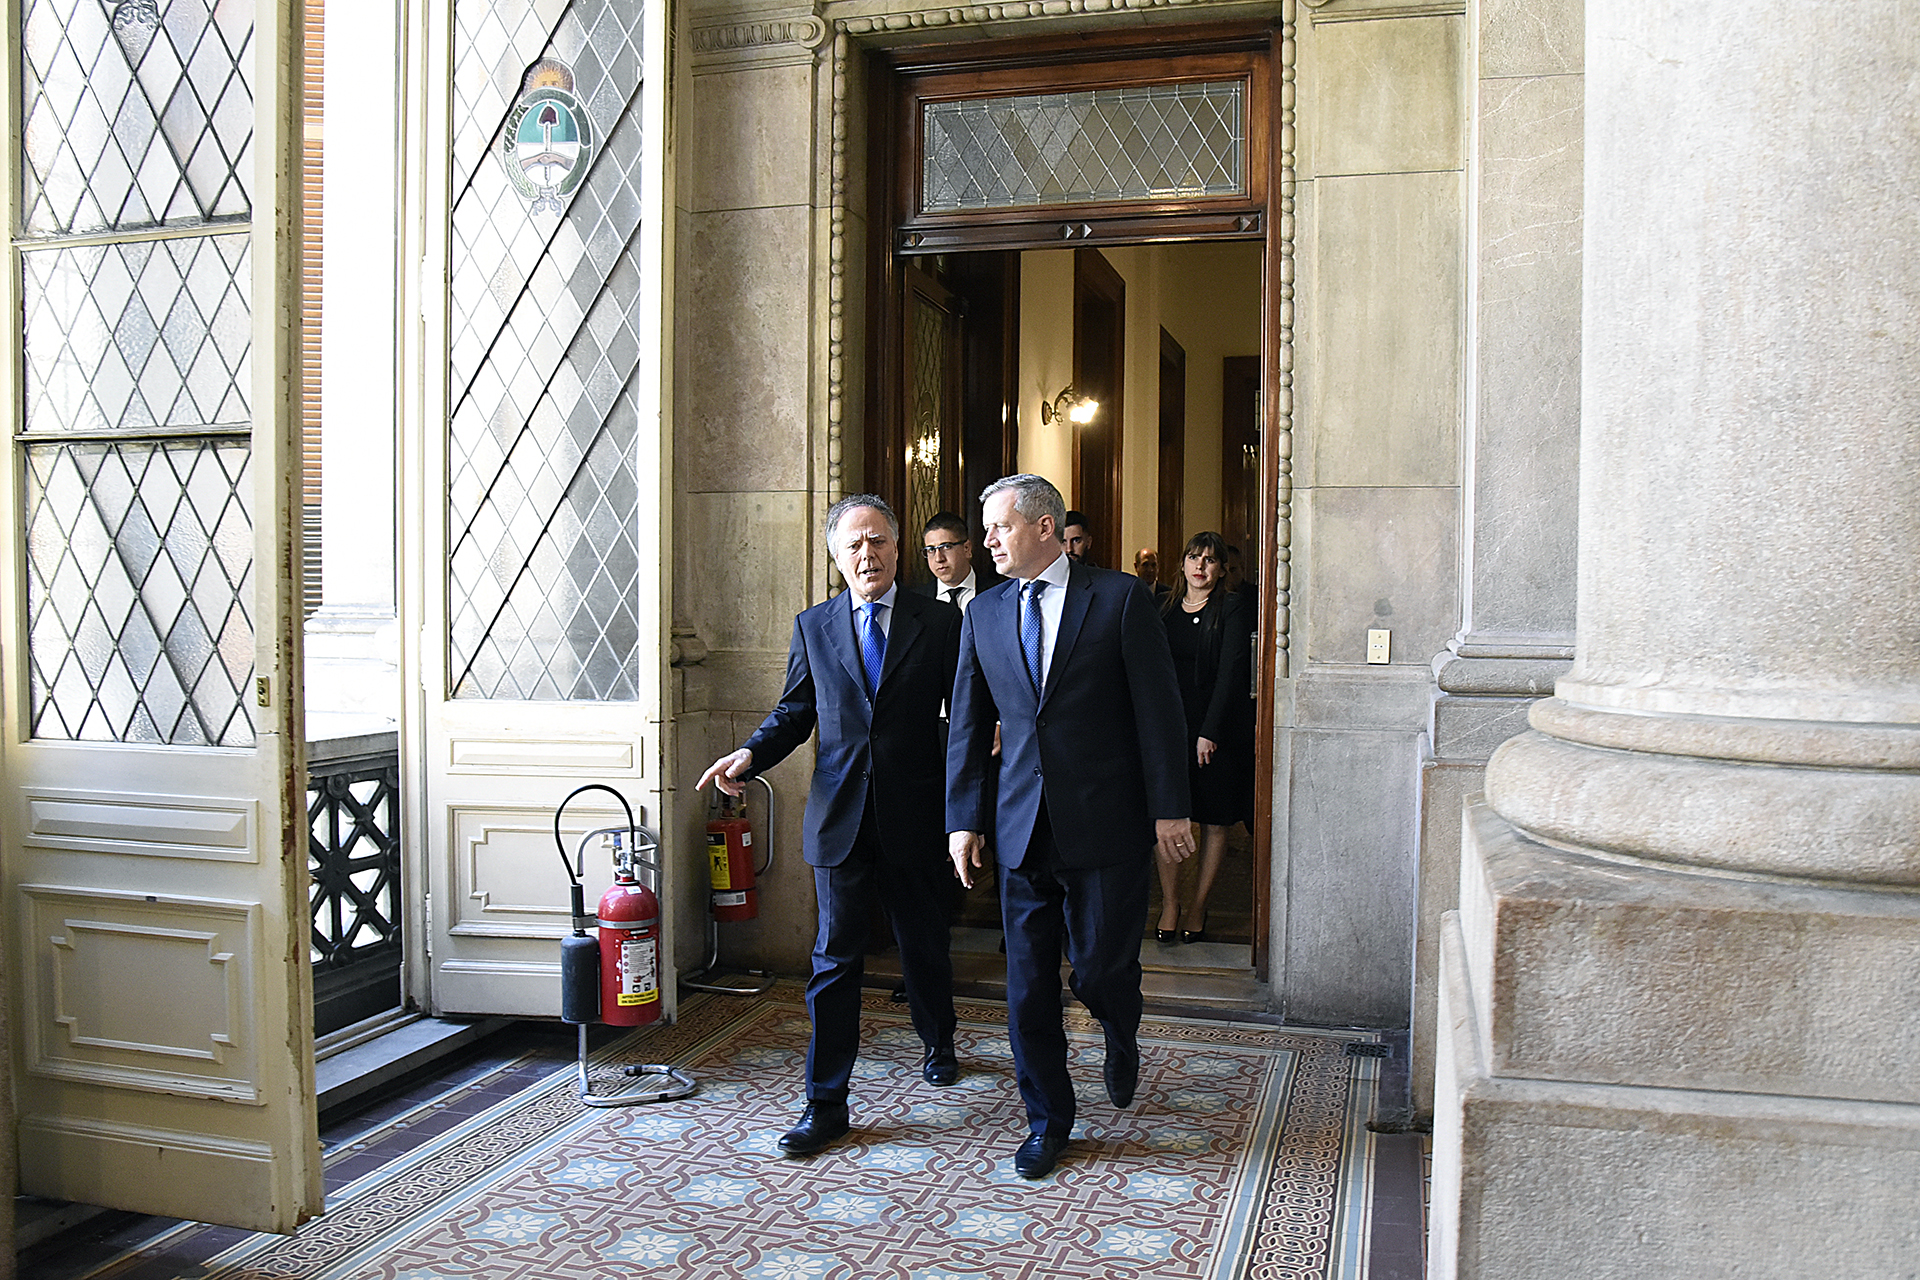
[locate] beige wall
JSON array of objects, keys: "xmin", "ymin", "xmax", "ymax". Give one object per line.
[{"xmin": 1015, "ymin": 250, "xmax": 1076, "ymax": 493}]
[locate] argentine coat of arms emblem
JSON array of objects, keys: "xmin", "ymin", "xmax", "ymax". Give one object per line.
[{"xmin": 501, "ymin": 59, "xmax": 593, "ymax": 216}]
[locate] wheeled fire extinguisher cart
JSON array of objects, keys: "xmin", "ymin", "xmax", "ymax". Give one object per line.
[
  {"xmin": 553, "ymin": 784, "xmax": 696, "ymax": 1106},
  {"xmin": 682, "ymin": 774, "xmax": 776, "ymax": 996}
]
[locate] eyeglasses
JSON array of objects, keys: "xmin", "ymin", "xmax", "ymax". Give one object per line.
[{"xmin": 922, "ymin": 540, "xmax": 966, "ymax": 557}]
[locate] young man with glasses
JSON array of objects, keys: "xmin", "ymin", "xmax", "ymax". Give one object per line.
[{"xmin": 917, "ymin": 511, "xmax": 1000, "ymax": 613}]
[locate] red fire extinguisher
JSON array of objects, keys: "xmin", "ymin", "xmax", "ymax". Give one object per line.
[
  {"xmin": 597, "ymin": 829, "xmax": 662, "ymax": 1027},
  {"xmin": 554, "ymin": 784, "xmax": 660, "ymax": 1028},
  {"xmin": 705, "ymin": 792, "xmax": 758, "ymax": 922}
]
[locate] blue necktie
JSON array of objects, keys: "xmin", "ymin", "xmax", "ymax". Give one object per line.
[
  {"xmin": 860, "ymin": 601, "xmax": 886, "ymax": 696},
  {"xmin": 1021, "ymin": 580, "xmax": 1047, "ymax": 696}
]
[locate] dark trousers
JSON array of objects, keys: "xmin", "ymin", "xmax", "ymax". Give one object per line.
[
  {"xmin": 804, "ymin": 811, "xmax": 957, "ymax": 1103},
  {"xmin": 999, "ymin": 808, "xmax": 1149, "ymax": 1138}
]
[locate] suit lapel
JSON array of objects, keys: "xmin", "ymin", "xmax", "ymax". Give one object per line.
[
  {"xmin": 878, "ymin": 592, "xmax": 922, "ymax": 688},
  {"xmin": 977, "ymin": 582, "xmax": 1034, "ymax": 709},
  {"xmin": 1040, "ymin": 562, "xmax": 1093, "ymax": 708},
  {"xmin": 823, "ymin": 598, "xmax": 868, "ymax": 696}
]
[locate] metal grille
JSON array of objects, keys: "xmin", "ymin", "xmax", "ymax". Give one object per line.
[
  {"xmin": 922, "ymin": 81, "xmax": 1244, "ymax": 213},
  {"xmin": 309, "ymin": 757, "xmax": 401, "ymax": 969},
  {"xmin": 21, "ymin": 0, "xmax": 255, "ymax": 236},
  {"xmin": 25, "ymin": 438, "xmax": 255, "ymax": 745},
  {"xmin": 446, "ymin": 0, "xmax": 645, "ymax": 701},
  {"xmin": 23, "ymin": 234, "xmax": 252, "ymax": 434}
]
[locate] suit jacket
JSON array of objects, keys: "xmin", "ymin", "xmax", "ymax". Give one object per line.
[
  {"xmin": 914, "ymin": 563, "xmax": 1002, "ymax": 604},
  {"xmin": 1181, "ymin": 588, "xmax": 1254, "ymax": 745},
  {"xmin": 743, "ymin": 588, "xmax": 961, "ymax": 868},
  {"xmin": 947, "ymin": 560, "xmax": 1189, "ymax": 869}
]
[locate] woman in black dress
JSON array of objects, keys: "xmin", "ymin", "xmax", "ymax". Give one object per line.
[{"xmin": 1155, "ymin": 531, "xmax": 1253, "ymax": 944}]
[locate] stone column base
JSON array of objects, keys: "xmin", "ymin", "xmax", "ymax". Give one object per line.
[{"xmin": 1431, "ymin": 802, "xmax": 1920, "ymax": 1276}]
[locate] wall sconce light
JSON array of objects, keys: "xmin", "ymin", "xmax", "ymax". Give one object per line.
[{"xmin": 1040, "ymin": 384, "xmax": 1099, "ymax": 426}]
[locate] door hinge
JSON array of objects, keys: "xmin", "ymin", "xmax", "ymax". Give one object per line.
[{"xmin": 423, "ymin": 893, "xmax": 432, "ymax": 957}]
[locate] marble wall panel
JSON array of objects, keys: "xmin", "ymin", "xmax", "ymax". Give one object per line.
[
  {"xmin": 1412, "ymin": 769, "xmax": 1478, "ymax": 1122},
  {"xmin": 1293, "ymin": 666, "xmax": 1433, "ymax": 732},
  {"xmin": 1307, "ymin": 13, "xmax": 1464, "ymax": 178},
  {"xmin": 681, "ymin": 490, "xmax": 814, "ymax": 658},
  {"xmin": 683, "ymin": 206, "xmax": 814, "ymax": 493},
  {"xmin": 690, "ymin": 63, "xmax": 817, "ymax": 213},
  {"xmin": 1469, "ymin": 72, "xmax": 1582, "ymax": 639},
  {"xmin": 1308, "ymin": 171, "xmax": 1464, "ymax": 489},
  {"xmin": 1297, "ymin": 486, "xmax": 1460, "ymax": 667},
  {"xmin": 1281, "ymin": 727, "xmax": 1421, "ymax": 1027},
  {"xmin": 1479, "ymin": 0, "xmax": 1582, "ymax": 79}
]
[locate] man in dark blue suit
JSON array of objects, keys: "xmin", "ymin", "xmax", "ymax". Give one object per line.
[
  {"xmin": 947, "ymin": 474, "xmax": 1195, "ymax": 1179},
  {"xmin": 699, "ymin": 494, "xmax": 962, "ymax": 1157}
]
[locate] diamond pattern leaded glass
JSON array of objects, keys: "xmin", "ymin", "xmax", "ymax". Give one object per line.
[
  {"xmin": 21, "ymin": 0, "xmax": 255, "ymax": 235},
  {"xmin": 447, "ymin": 0, "xmax": 644, "ymax": 700},
  {"xmin": 25, "ymin": 439, "xmax": 255, "ymax": 745},
  {"xmin": 24, "ymin": 233, "xmax": 252, "ymax": 433},
  {"xmin": 906, "ymin": 291, "xmax": 949, "ymax": 547},
  {"xmin": 922, "ymin": 81, "xmax": 1244, "ymax": 213}
]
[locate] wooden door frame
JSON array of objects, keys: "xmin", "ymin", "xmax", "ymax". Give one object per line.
[
  {"xmin": 863, "ymin": 21, "xmax": 1287, "ymax": 979},
  {"xmin": 1072, "ymin": 247, "xmax": 1125, "ymax": 567},
  {"xmin": 1157, "ymin": 327, "xmax": 1187, "ymax": 580}
]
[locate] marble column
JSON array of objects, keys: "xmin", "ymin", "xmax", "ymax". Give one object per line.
[
  {"xmin": 1412, "ymin": 0, "xmax": 1581, "ymax": 1123},
  {"xmin": 1432, "ymin": 0, "xmax": 1920, "ymax": 1272}
]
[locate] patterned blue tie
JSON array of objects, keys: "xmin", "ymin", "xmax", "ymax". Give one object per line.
[
  {"xmin": 860, "ymin": 601, "xmax": 886, "ymax": 697},
  {"xmin": 1021, "ymin": 580, "xmax": 1047, "ymax": 696}
]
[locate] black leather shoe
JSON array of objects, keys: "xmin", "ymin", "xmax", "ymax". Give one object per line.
[
  {"xmin": 922, "ymin": 1041, "xmax": 959, "ymax": 1086},
  {"xmin": 1155, "ymin": 928, "xmax": 1178, "ymax": 944},
  {"xmin": 778, "ymin": 1102, "xmax": 850, "ymax": 1156},
  {"xmin": 1013, "ymin": 1132, "xmax": 1069, "ymax": 1179},
  {"xmin": 1180, "ymin": 912, "xmax": 1209, "ymax": 945},
  {"xmin": 1103, "ymin": 1028, "xmax": 1139, "ymax": 1109}
]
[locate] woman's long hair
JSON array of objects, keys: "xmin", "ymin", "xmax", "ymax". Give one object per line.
[{"xmin": 1161, "ymin": 530, "xmax": 1230, "ymax": 615}]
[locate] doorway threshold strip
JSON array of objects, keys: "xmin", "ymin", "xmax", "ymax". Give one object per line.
[{"xmin": 126, "ymin": 988, "xmax": 1378, "ymax": 1279}]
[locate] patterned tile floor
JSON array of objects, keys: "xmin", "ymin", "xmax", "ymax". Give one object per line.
[{"xmin": 23, "ymin": 987, "xmax": 1424, "ymax": 1279}]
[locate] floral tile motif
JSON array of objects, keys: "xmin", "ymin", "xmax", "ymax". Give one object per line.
[{"xmin": 131, "ymin": 988, "xmax": 1373, "ymax": 1280}]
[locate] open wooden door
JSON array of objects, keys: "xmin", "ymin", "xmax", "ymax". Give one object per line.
[
  {"xmin": 0, "ymin": 0, "xmax": 321, "ymax": 1231},
  {"xmin": 403, "ymin": 0, "xmax": 674, "ymax": 1018}
]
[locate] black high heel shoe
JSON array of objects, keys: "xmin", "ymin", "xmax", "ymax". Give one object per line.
[
  {"xmin": 1180, "ymin": 913, "xmax": 1208, "ymax": 945},
  {"xmin": 1155, "ymin": 927, "xmax": 1178, "ymax": 944}
]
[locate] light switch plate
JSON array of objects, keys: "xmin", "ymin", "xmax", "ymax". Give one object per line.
[{"xmin": 1366, "ymin": 629, "xmax": 1391, "ymax": 664}]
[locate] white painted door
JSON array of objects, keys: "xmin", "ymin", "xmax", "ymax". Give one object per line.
[
  {"xmin": 403, "ymin": 0, "xmax": 674, "ymax": 1018},
  {"xmin": 0, "ymin": 0, "xmax": 320, "ymax": 1233}
]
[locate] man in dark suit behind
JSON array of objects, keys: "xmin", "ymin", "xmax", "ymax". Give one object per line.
[
  {"xmin": 916, "ymin": 510, "xmax": 1001, "ymax": 614},
  {"xmin": 946, "ymin": 474, "xmax": 1195, "ymax": 1179},
  {"xmin": 699, "ymin": 494, "xmax": 962, "ymax": 1157}
]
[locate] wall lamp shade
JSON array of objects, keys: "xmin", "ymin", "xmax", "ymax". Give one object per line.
[{"xmin": 1041, "ymin": 385, "xmax": 1099, "ymax": 426}]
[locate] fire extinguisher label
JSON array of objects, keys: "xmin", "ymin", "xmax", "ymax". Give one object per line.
[
  {"xmin": 713, "ymin": 891, "xmax": 748, "ymax": 908},
  {"xmin": 616, "ymin": 935, "xmax": 659, "ymax": 1006},
  {"xmin": 706, "ymin": 834, "xmax": 732, "ymax": 890}
]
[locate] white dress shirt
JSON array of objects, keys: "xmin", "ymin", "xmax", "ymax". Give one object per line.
[
  {"xmin": 1016, "ymin": 553, "xmax": 1071, "ymax": 685},
  {"xmin": 848, "ymin": 581, "xmax": 897, "ymax": 641},
  {"xmin": 939, "ymin": 569, "xmax": 980, "ymax": 613}
]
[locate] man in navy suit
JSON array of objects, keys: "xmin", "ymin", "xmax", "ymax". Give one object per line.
[
  {"xmin": 947, "ymin": 474, "xmax": 1195, "ymax": 1178},
  {"xmin": 699, "ymin": 494, "xmax": 962, "ymax": 1157}
]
